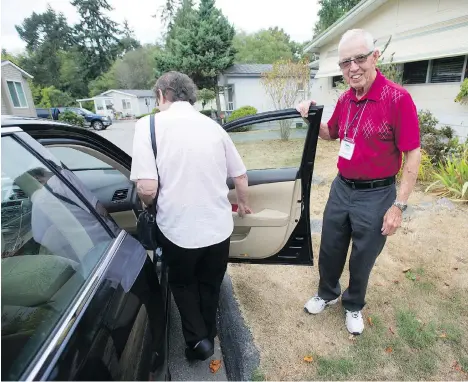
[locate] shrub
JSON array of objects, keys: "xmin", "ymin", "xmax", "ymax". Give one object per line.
[
  {"xmin": 136, "ymin": 108, "xmax": 160, "ymax": 119},
  {"xmin": 418, "ymin": 110, "xmax": 455, "ymax": 164},
  {"xmin": 199, "ymin": 109, "xmax": 212, "ymax": 117},
  {"xmin": 398, "ymin": 149, "xmax": 435, "ymax": 183},
  {"xmin": 58, "ymin": 110, "xmax": 85, "ymax": 127},
  {"xmin": 426, "ymin": 143, "xmax": 468, "ymax": 201},
  {"xmin": 226, "ymin": 106, "xmax": 257, "ymax": 132},
  {"xmin": 455, "ymin": 78, "xmax": 468, "ymax": 104}
]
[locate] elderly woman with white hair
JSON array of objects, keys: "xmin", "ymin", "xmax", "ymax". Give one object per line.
[{"xmin": 297, "ymin": 29, "xmax": 421, "ymax": 335}]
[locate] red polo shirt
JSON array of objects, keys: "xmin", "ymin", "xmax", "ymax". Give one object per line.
[{"xmin": 327, "ymin": 70, "xmax": 420, "ymax": 180}]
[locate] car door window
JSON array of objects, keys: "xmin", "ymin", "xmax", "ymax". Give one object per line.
[
  {"xmin": 46, "ymin": 146, "xmax": 129, "ymax": 191},
  {"xmin": 227, "ymin": 115, "xmax": 309, "ymax": 170},
  {"xmin": 1, "ymin": 136, "xmax": 114, "ymax": 380}
]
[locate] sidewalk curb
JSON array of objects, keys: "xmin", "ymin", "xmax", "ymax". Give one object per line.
[{"xmin": 217, "ymin": 273, "xmax": 260, "ymax": 381}]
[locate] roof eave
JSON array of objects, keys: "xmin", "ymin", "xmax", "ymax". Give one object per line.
[
  {"xmin": 1, "ymin": 60, "xmax": 34, "ymax": 79},
  {"xmin": 303, "ymin": 0, "xmax": 389, "ymax": 53}
]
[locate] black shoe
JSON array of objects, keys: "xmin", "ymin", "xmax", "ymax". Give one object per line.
[{"xmin": 185, "ymin": 339, "xmax": 214, "ymax": 361}]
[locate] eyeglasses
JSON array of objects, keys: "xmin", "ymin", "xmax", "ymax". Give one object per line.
[{"xmin": 338, "ymin": 50, "xmax": 374, "ymax": 69}]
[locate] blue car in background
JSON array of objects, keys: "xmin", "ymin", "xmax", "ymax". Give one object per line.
[{"xmin": 36, "ymin": 107, "xmax": 112, "ymax": 130}]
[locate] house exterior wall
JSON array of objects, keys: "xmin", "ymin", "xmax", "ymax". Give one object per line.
[
  {"xmin": 312, "ymin": 0, "xmax": 468, "ymax": 138},
  {"xmin": 218, "ymin": 76, "xmax": 313, "ymax": 114},
  {"xmin": 137, "ymin": 97, "xmax": 157, "ymax": 115},
  {"xmin": 1, "ymin": 64, "xmax": 37, "ymax": 117},
  {"xmin": 96, "ymin": 91, "xmax": 138, "ymax": 116}
]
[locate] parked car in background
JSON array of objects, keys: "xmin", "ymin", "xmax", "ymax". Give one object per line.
[{"xmin": 35, "ymin": 107, "xmax": 112, "ymax": 130}]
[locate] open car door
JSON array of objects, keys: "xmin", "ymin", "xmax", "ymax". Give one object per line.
[
  {"xmin": 222, "ymin": 106, "xmax": 323, "ymax": 265},
  {"xmin": 25, "ymin": 105, "xmax": 322, "ymax": 266}
]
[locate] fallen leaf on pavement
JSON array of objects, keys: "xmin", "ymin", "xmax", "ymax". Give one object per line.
[
  {"xmin": 303, "ymin": 356, "xmax": 314, "ymax": 363},
  {"xmin": 209, "ymin": 360, "xmax": 222, "ymax": 374},
  {"xmin": 453, "ymin": 267, "xmax": 459, "ymax": 271},
  {"xmin": 367, "ymin": 317, "xmax": 374, "ymax": 326},
  {"xmin": 389, "ymin": 327, "xmax": 395, "ymax": 335},
  {"xmin": 385, "ymin": 347, "xmax": 393, "ymax": 353}
]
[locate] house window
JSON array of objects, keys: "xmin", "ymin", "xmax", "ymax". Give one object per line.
[
  {"xmin": 430, "ymin": 56, "xmax": 465, "ymax": 83},
  {"xmin": 105, "ymin": 99, "xmax": 113, "ymax": 110},
  {"xmin": 122, "ymin": 99, "xmax": 131, "ymax": 110},
  {"xmin": 403, "ymin": 60, "xmax": 429, "ymax": 84},
  {"xmin": 226, "ymin": 86, "xmax": 234, "ymax": 111},
  {"xmin": 6, "ymin": 81, "xmax": 28, "ymax": 108},
  {"xmin": 331, "ymin": 75, "xmax": 343, "ymax": 88}
]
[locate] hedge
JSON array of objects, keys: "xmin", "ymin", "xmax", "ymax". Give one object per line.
[{"xmin": 226, "ymin": 106, "xmax": 257, "ymax": 132}]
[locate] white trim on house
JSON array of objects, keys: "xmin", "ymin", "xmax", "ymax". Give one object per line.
[
  {"xmin": 303, "ymin": 0, "xmax": 389, "ymax": 53},
  {"xmin": 1, "ymin": 61, "xmax": 34, "ymax": 79},
  {"xmin": 5, "ymin": 79, "xmax": 29, "ymax": 109},
  {"xmin": 98, "ymin": 90, "xmax": 138, "ymax": 98}
]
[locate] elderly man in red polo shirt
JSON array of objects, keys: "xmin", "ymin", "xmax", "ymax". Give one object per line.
[{"xmin": 297, "ymin": 28, "xmax": 421, "ymax": 335}]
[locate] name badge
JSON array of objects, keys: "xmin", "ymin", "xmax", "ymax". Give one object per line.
[{"xmin": 339, "ymin": 138, "xmax": 355, "ymax": 160}]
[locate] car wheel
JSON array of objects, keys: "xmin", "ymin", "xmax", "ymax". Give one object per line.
[{"xmin": 92, "ymin": 120, "xmax": 104, "ymax": 130}]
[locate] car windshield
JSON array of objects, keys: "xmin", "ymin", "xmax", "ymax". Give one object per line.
[{"xmin": 77, "ymin": 108, "xmax": 93, "ymax": 115}]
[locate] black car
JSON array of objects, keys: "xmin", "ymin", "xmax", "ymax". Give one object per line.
[
  {"xmin": 1, "ymin": 106, "xmax": 322, "ymax": 381},
  {"xmin": 36, "ymin": 107, "xmax": 112, "ymax": 130}
]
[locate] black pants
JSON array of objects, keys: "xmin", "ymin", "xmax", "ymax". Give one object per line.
[
  {"xmin": 318, "ymin": 175, "xmax": 396, "ymax": 311},
  {"xmin": 157, "ymin": 228, "xmax": 230, "ymax": 347},
  {"xmin": 130, "ymin": 256, "xmax": 165, "ymax": 353}
]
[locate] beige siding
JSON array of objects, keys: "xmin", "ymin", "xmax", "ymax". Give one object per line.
[
  {"xmin": 313, "ymin": 0, "xmax": 468, "ymax": 138},
  {"xmin": 1, "ymin": 63, "xmax": 37, "ymax": 117}
]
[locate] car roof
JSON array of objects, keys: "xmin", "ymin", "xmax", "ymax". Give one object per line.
[{"xmin": 1, "ymin": 115, "xmax": 77, "ymax": 130}]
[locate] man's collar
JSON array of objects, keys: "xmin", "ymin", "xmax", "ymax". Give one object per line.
[
  {"xmin": 349, "ymin": 69, "xmax": 385, "ymax": 102},
  {"xmin": 167, "ymin": 101, "xmax": 194, "ymax": 110}
]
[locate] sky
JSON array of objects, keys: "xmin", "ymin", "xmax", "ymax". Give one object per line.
[{"xmin": 1, "ymin": 0, "xmax": 319, "ymax": 54}]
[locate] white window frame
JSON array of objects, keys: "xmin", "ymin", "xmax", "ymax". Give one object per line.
[
  {"xmin": 6, "ymin": 79, "xmax": 28, "ymax": 108},
  {"xmin": 403, "ymin": 55, "xmax": 467, "ymax": 85},
  {"xmin": 122, "ymin": 98, "xmax": 132, "ymax": 110}
]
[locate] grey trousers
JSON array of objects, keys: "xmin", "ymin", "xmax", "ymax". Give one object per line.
[{"xmin": 318, "ymin": 175, "xmax": 396, "ymax": 311}]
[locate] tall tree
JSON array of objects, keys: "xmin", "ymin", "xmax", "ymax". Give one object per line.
[
  {"xmin": 89, "ymin": 44, "xmax": 161, "ymax": 95},
  {"xmin": 313, "ymin": 0, "xmax": 360, "ymax": 37},
  {"xmin": 233, "ymin": 29, "xmax": 293, "ymax": 64},
  {"xmin": 15, "ymin": 6, "xmax": 73, "ymax": 88},
  {"xmin": 71, "ymin": 0, "xmax": 122, "ymax": 80},
  {"xmin": 117, "ymin": 19, "xmax": 142, "ymax": 57},
  {"xmin": 155, "ymin": 0, "xmax": 236, "ymax": 113}
]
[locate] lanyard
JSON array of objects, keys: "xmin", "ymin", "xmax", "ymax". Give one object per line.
[{"xmin": 344, "ymin": 100, "xmax": 368, "ymax": 140}]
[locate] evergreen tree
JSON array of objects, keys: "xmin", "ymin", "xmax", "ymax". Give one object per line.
[{"xmin": 71, "ymin": 0, "xmax": 122, "ymax": 79}]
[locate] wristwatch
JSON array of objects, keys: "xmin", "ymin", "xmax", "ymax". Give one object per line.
[{"xmin": 393, "ymin": 201, "xmax": 407, "ymax": 212}]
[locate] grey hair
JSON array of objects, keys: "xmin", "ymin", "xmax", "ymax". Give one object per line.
[
  {"xmin": 338, "ymin": 29, "xmax": 375, "ymax": 54},
  {"xmin": 153, "ymin": 71, "xmax": 198, "ymax": 105}
]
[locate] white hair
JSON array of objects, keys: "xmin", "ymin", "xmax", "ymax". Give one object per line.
[{"xmin": 338, "ymin": 29, "xmax": 375, "ymax": 53}]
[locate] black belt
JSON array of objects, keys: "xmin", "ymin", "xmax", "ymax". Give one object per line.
[{"xmin": 339, "ymin": 173, "xmax": 395, "ymax": 189}]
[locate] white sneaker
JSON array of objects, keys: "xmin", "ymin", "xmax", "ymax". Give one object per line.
[
  {"xmin": 304, "ymin": 296, "xmax": 339, "ymax": 314},
  {"xmin": 345, "ymin": 310, "xmax": 364, "ymax": 335}
]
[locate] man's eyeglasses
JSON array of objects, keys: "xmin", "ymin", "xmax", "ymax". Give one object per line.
[{"xmin": 338, "ymin": 50, "xmax": 374, "ymax": 69}]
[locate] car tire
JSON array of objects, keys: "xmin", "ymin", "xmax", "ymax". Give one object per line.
[{"xmin": 92, "ymin": 120, "xmax": 105, "ymax": 130}]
